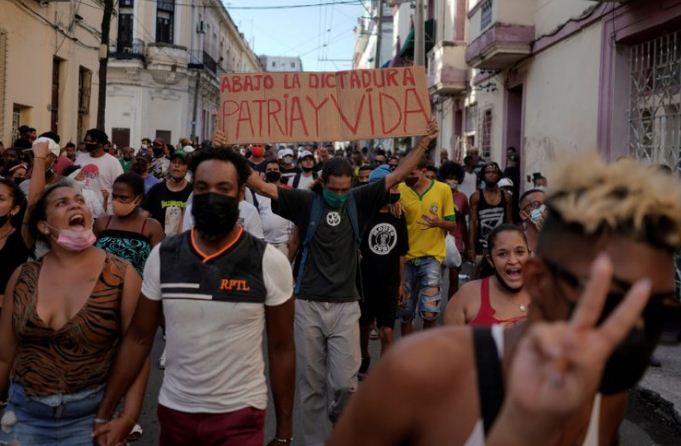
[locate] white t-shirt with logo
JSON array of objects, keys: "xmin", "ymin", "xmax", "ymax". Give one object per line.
[
  {"xmin": 75, "ymin": 152, "xmax": 124, "ymax": 194},
  {"xmin": 256, "ymin": 194, "xmax": 293, "ymax": 245},
  {"xmin": 141, "ymin": 241, "xmax": 293, "ymax": 413}
]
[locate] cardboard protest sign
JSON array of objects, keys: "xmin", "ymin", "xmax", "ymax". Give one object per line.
[{"xmin": 219, "ymin": 67, "xmax": 431, "ymax": 144}]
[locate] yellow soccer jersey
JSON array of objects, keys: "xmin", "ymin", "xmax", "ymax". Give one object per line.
[{"xmin": 399, "ymin": 180, "xmax": 456, "ymax": 263}]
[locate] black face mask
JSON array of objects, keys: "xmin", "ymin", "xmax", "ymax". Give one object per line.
[
  {"xmin": 14, "ymin": 178, "xmax": 25, "ymax": 186},
  {"xmin": 489, "ymin": 258, "xmax": 523, "ymax": 293},
  {"xmin": 153, "ymin": 148, "xmax": 164, "ymax": 157},
  {"xmin": 265, "ymin": 171, "xmax": 281, "ymax": 183},
  {"xmin": 0, "ymin": 213, "xmax": 10, "ymax": 227},
  {"xmin": 191, "ymin": 193, "xmax": 240, "ymax": 242},
  {"xmin": 389, "ymin": 193, "xmax": 400, "ymax": 204},
  {"xmin": 596, "ymin": 293, "xmax": 663, "ymax": 394},
  {"xmin": 85, "ymin": 143, "xmax": 98, "ymax": 152},
  {"xmin": 302, "ymin": 165, "xmax": 314, "ymax": 173}
]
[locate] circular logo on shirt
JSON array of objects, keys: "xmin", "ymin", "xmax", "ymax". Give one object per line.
[
  {"xmin": 368, "ymin": 223, "xmax": 397, "ymax": 255},
  {"xmin": 326, "ymin": 211, "xmax": 341, "ymax": 227}
]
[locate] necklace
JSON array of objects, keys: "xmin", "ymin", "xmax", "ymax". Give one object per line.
[{"xmin": 519, "ymin": 303, "xmax": 529, "ymax": 312}]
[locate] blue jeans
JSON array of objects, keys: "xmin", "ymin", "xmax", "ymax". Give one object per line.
[
  {"xmin": 399, "ymin": 256, "xmax": 443, "ymax": 322},
  {"xmin": 0, "ymin": 383, "xmax": 104, "ymax": 446}
]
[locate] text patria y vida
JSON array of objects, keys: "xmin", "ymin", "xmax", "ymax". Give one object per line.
[{"xmin": 219, "ymin": 68, "xmax": 431, "ymax": 143}]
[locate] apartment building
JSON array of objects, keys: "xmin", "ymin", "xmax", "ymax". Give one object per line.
[
  {"xmin": 0, "ymin": 0, "xmax": 102, "ymax": 146},
  {"xmin": 106, "ymin": 0, "xmax": 260, "ymax": 149}
]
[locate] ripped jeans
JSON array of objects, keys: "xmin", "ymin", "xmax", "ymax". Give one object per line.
[
  {"xmin": 399, "ymin": 256, "xmax": 443, "ymax": 323},
  {"xmin": 0, "ymin": 383, "xmax": 104, "ymax": 446}
]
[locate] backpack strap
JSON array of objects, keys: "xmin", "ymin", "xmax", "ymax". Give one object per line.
[
  {"xmin": 294, "ymin": 193, "xmax": 325, "ymax": 295},
  {"xmin": 292, "ymin": 172, "xmax": 302, "ymax": 189},
  {"xmin": 472, "ymin": 327, "xmax": 505, "ymax": 436},
  {"xmin": 345, "ymin": 192, "xmax": 361, "ymax": 245}
]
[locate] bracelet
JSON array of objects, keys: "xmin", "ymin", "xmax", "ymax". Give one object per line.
[
  {"xmin": 273, "ymin": 437, "xmax": 293, "ymax": 444},
  {"xmin": 34, "ymin": 157, "xmax": 47, "ymax": 160},
  {"xmin": 93, "ymin": 417, "xmax": 109, "ymax": 425}
]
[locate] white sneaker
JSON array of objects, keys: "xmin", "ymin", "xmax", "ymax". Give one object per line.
[{"xmin": 159, "ymin": 348, "xmax": 167, "ymax": 370}]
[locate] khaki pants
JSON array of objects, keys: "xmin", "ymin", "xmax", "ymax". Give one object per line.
[{"xmin": 294, "ymin": 300, "xmax": 360, "ymax": 446}]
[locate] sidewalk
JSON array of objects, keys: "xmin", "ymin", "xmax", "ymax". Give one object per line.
[{"xmin": 635, "ymin": 341, "xmax": 681, "ymax": 428}]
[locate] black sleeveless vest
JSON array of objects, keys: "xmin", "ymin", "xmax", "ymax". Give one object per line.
[{"xmin": 159, "ymin": 230, "xmax": 268, "ymax": 303}]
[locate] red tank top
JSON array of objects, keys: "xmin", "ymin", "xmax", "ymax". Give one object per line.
[{"xmin": 469, "ymin": 277, "xmax": 527, "ymax": 327}]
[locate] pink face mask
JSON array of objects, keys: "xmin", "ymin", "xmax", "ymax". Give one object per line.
[{"xmin": 48, "ymin": 224, "xmax": 96, "ymax": 251}]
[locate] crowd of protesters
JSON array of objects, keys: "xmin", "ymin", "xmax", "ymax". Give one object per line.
[{"xmin": 0, "ymin": 121, "xmax": 679, "ymax": 446}]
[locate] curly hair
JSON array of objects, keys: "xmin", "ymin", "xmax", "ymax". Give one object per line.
[{"xmin": 541, "ymin": 153, "xmax": 681, "ymax": 252}]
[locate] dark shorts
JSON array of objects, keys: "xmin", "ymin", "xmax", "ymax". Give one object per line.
[
  {"xmin": 359, "ymin": 284, "xmax": 398, "ymax": 329},
  {"xmin": 158, "ymin": 404, "xmax": 265, "ymax": 446}
]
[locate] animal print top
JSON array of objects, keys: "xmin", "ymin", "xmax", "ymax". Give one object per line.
[{"xmin": 10, "ymin": 253, "xmax": 125, "ymax": 397}]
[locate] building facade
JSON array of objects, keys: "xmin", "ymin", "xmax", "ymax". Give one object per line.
[
  {"xmin": 464, "ymin": 0, "xmax": 681, "ymax": 189},
  {"xmin": 353, "ymin": 0, "xmax": 394, "ymax": 70},
  {"xmin": 0, "ymin": 0, "xmax": 102, "ymax": 146},
  {"xmin": 258, "ymin": 55, "xmax": 303, "ymax": 72},
  {"xmin": 106, "ymin": 0, "xmax": 260, "ymax": 149}
]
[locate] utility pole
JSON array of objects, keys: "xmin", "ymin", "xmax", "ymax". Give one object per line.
[
  {"xmin": 412, "ymin": 0, "xmax": 425, "ymax": 150},
  {"xmin": 374, "ymin": 0, "xmax": 384, "ymax": 69},
  {"xmin": 97, "ymin": 0, "xmax": 114, "ymax": 130},
  {"xmin": 414, "ymin": 0, "xmax": 425, "ymax": 66}
]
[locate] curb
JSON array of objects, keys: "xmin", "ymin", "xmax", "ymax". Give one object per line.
[{"xmin": 633, "ymin": 385, "xmax": 681, "ymax": 432}]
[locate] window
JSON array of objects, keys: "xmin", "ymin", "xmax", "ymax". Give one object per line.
[
  {"xmin": 272, "ymin": 61, "xmax": 277, "ymax": 67},
  {"xmin": 78, "ymin": 67, "xmax": 92, "ymax": 142},
  {"xmin": 481, "ymin": 0, "xmax": 493, "ymax": 30},
  {"xmin": 112, "ymin": 128, "xmax": 131, "ymax": 149},
  {"xmin": 465, "ymin": 105, "xmax": 478, "ymax": 133},
  {"xmin": 291, "ymin": 62, "xmax": 295, "ymax": 68},
  {"xmin": 156, "ymin": 0, "xmax": 174, "ymax": 44},
  {"xmin": 628, "ymin": 31, "xmax": 681, "ymax": 169},
  {"xmin": 117, "ymin": 7, "xmax": 133, "ymax": 52},
  {"xmin": 480, "ymin": 108, "xmax": 492, "ymax": 158},
  {"xmin": 156, "ymin": 130, "xmax": 172, "ymax": 144},
  {"xmin": 51, "ymin": 57, "xmax": 62, "ymax": 133}
]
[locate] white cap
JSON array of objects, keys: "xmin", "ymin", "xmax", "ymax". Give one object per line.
[
  {"xmin": 278, "ymin": 148, "xmax": 294, "ymax": 159},
  {"xmin": 34, "ymin": 137, "xmax": 61, "ymax": 158},
  {"xmin": 498, "ymin": 177, "xmax": 514, "ymax": 188},
  {"xmin": 182, "ymin": 145, "xmax": 195, "ymax": 153},
  {"xmin": 300, "ymin": 150, "xmax": 314, "ymax": 159}
]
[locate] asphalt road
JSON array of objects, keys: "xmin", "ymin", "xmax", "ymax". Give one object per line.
[
  {"xmin": 133, "ymin": 330, "xmax": 679, "ymax": 446},
  {"xmin": 133, "ymin": 267, "xmax": 679, "ymax": 445}
]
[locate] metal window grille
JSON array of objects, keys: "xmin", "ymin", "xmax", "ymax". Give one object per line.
[
  {"xmin": 481, "ymin": 0, "xmax": 493, "ymax": 31},
  {"xmin": 628, "ymin": 31, "xmax": 681, "ymax": 170}
]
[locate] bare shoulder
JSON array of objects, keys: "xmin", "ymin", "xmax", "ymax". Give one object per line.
[
  {"xmin": 145, "ymin": 217, "xmax": 163, "ymax": 233},
  {"xmin": 375, "ymin": 326, "xmax": 474, "ymax": 394},
  {"xmin": 456, "ymin": 279, "xmax": 481, "ymax": 302}
]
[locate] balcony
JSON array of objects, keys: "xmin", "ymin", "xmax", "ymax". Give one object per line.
[
  {"xmin": 187, "ymin": 50, "xmax": 219, "ymax": 75},
  {"xmin": 110, "ymin": 39, "xmax": 145, "ymax": 62},
  {"xmin": 146, "ymin": 43, "xmax": 188, "ymax": 72},
  {"xmin": 465, "ymin": 0, "xmax": 535, "ymax": 70},
  {"xmin": 427, "ymin": 41, "xmax": 467, "ymax": 95}
]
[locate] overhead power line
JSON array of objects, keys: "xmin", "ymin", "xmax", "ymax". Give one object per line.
[{"xmin": 137, "ymin": 0, "xmax": 362, "ymax": 9}]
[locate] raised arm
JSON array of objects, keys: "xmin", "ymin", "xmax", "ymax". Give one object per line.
[
  {"xmin": 385, "ymin": 120, "xmax": 439, "ymax": 190},
  {"xmin": 247, "ymin": 170, "xmax": 279, "ymax": 201},
  {"xmin": 21, "ymin": 141, "xmax": 51, "ymax": 247}
]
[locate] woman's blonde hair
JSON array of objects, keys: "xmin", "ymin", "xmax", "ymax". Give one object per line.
[{"xmin": 544, "ymin": 153, "xmax": 681, "ymax": 251}]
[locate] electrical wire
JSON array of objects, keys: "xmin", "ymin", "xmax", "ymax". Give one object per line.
[
  {"xmin": 134, "ymin": 0, "xmax": 360, "ymax": 9},
  {"xmin": 13, "ymin": 0, "xmax": 100, "ymax": 50}
]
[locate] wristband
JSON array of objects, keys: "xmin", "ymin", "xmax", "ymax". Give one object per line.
[
  {"xmin": 34, "ymin": 157, "xmax": 47, "ymax": 160},
  {"xmin": 273, "ymin": 437, "xmax": 293, "ymax": 444},
  {"xmin": 93, "ymin": 418, "xmax": 109, "ymax": 425}
]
